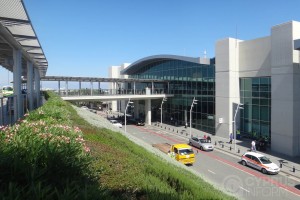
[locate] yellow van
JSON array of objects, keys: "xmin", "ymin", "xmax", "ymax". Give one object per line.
[{"xmin": 170, "ymin": 144, "xmax": 195, "ymax": 165}]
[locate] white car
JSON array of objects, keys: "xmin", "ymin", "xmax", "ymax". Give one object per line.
[
  {"xmin": 109, "ymin": 120, "xmax": 123, "ymax": 128},
  {"xmin": 188, "ymin": 137, "xmax": 214, "ymax": 151},
  {"xmin": 241, "ymin": 152, "xmax": 280, "ymax": 174}
]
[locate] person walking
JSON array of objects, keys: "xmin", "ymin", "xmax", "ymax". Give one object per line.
[
  {"xmin": 251, "ymin": 140, "xmax": 256, "ymax": 152},
  {"xmin": 207, "ymin": 135, "xmax": 211, "ymax": 143},
  {"xmin": 229, "ymin": 133, "xmax": 233, "ymax": 144}
]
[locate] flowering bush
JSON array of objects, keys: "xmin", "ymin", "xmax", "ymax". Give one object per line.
[{"xmin": 0, "ymin": 92, "xmax": 95, "ymax": 199}]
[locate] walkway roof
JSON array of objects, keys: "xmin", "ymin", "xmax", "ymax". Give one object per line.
[
  {"xmin": 0, "ymin": 0, "xmax": 48, "ymax": 77},
  {"xmin": 41, "ymin": 76, "xmax": 169, "ymax": 83}
]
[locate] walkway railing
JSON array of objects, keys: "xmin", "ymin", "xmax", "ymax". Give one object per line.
[{"xmin": 58, "ymin": 88, "xmax": 168, "ymax": 96}]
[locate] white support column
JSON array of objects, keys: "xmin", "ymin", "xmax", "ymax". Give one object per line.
[
  {"xmin": 58, "ymin": 81, "xmax": 61, "ymax": 95},
  {"xmin": 13, "ymin": 49, "xmax": 22, "ymax": 120},
  {"xmin": 90, "ymin": 81, "xmax": 93, "ymax": 95},
  {"xmin": 65, "ymin": 81, "xmax": 68, "ymax": 96},
  {"xmin": 98, "ymin": 82, "xmax": 101, "ymax": 94},
  {"xmin": 151, "ymin": 82, "xmax": 154, "ymax": 94},
  {"xmin": 134, "ymin": 100, "xmax": 139, "ymax": 119},
  {"xmin": 34, "ymin": 68, "xmax": 40, "ymax": 107},
  {"xmin": 145, "ymin": 99, "xmax": 151, "ymax": 125},
  {"xmin": 133, "ymin": 82, "xmax": 136, "ymax": 94},
  {"xmin": 79, "ymin": 81, "xmax": 81, "ymax": 96},
  {"xmin": 26, "ymin": 61, "xmax": 34, "ymax": 111}
]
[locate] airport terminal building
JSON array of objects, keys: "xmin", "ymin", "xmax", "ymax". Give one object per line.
[{"xmin": 110, "ymin": 21, "xmax": 300, "ymax": 156}]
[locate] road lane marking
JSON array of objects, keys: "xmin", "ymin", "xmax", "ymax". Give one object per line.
[
  {"xmin": 208, "ymin": 170, "xmax": 216, "ymax": 174},
  {"xmin": 239, "ymin": 187, "xmax": 250, "ymax": 193}
]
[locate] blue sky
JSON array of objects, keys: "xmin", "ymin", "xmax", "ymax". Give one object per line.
[{"xmin": 1, "ymin": 0, "xmax": 300, "ymax": 88}]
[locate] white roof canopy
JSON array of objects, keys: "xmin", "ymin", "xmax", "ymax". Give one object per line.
[{"xmin": 0, "ymin": 0, "xmax": 48, "ymax": 77}]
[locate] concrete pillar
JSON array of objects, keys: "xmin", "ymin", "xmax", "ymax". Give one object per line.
[
  {"xmin": 145, "ymin": 99, "xmax": 151, "ymax": 125},
  {"xmin": 26, "ymin": 61, "xmax": 34, "ymax": 110},
  {"xmin": 134, "ymin": 100, "xmax": 139, "ymax": 119},
  {"xmin": 79, "ymin": 81, "xmax": 81, "ymax": 95},
  {"xmin": 58, "ymin": 81, "xmax": 61, "ymax": 95},
  {"xmin": 151, "ymin": 82, "xmax": 154, "ymax": 94},
  {"xmin": 65, "ymin": 81, "xmax": 68, "ymax": 96},
  {"xmin": 111, "ymin": 82, "xmax": 117, "ymax": 111},
  {"xmin": 133, "ymin": 82, "xmax": 136, "ymax": 94},
  {"xmin": 13, "ymin": 49, "xmax": 22, "ymax": 120},
  {"xmin": 34, "ymin": 68, "xmax": 40, "ymax": 107},
  {"xmin": 90, "ymin": 81, "xmax": 93, "ymax": 95},
  {"xmin": 98, "ymin": 82, "xmax": 101, "ymax": 94}
]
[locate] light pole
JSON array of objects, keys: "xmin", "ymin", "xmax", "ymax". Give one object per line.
[
  {"xmin": 189, "ymin": 97, "xmax": 198, "ymax": 138},
  {"xmin": 160, "ymin": 97, "xmax": 167, "ymax": 124},
  {"xmin": 125, "ymin": 98, "xmax": 133, "ymax": 134},
  {"xmin": 233, "ymin": 103, "xmax": 243, "ymax": 151}
]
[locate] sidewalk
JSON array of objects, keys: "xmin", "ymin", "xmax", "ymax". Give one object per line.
[{"xmin": 151, "ymin": 122, "xmax": 300, "ymax": 179}]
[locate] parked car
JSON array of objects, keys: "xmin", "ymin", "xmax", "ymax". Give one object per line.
[
  {"xmin": 81, "ymin": 106, "xmax": 89, "ymax": 110},
  {"xmin": 188, "ymin": 136, "xmax": 214, "ymax": 151},
  {"xmin": 256, "ymin": 137, "xmax": 268, "ymax": 151},
  {"xmin": 109, "ymin": 119, "xmax": 123, "ymax": 128},
  {"xmin": 136, "ymin": 119, "xmax": 145, "ymax": 126},
  {"xmin": 241, "ymin": 152, "xmax": 280, "ymax": 174}
]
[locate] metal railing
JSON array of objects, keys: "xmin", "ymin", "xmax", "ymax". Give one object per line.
[{"xmin": 58, "ymin": 88, "xmax": 168, "ymax": 96}]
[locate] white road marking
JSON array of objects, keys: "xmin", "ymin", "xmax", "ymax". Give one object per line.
[
  {"xmin": 239, "ymin": 187, "xmax": 250, "ymax": 193},
  {"xmin": 208, "ymin": 170, "xmax": 216, "ymax": 174},
  {"xmin": 215, "ymin": 158, "xmax": 255, "ymax": 177}
]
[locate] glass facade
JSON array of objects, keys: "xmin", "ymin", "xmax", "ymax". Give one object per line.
[
  {"xmin": 127, "ymin": 59, "xmax": 216, "ymax": 134},
  {"xmin": 240, "ymin": 77, "xmax": 271, "ymax": 141}
]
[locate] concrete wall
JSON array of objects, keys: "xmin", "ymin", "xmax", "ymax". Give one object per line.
[
  {"xmin": 215, "ymin": 21, "xmax": 300, "ymax": 156},
  {"xmin": 215, "ymin": 38, "xmax": 241, "ymax": 138},
  {"xmin": 270, "ymin": 21, "xmax": 300, "ymax": 156},
  {"xmin": 239, "ymin": 37, "xmax": 271, "ymax": 77},
  {"xmin": 108, "ymin": 63, "xmax": 131, "ymax": 112}
]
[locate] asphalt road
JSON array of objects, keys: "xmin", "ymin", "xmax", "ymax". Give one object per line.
[{"xmin": 123, "ymin": 123, "xmax": 300, "ymax": 200}]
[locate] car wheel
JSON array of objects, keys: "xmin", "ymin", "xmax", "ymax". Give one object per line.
[
  {"xmin": 261, "ymin": 168, "xmax": 267, "ymax": 174},
  {"xmin": 200, "ymin": 146, "xmax": 203, "ymax": 151},
  {"xmin": 241, "ymin": 160, "xmax": 247, "ymax": 166}
]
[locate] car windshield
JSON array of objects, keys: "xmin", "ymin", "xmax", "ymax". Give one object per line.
[
  {"xmin": 259, "ymin": 156, "xmax": 272, "ymax": 164},
  {"xmin": 200, "ymin": 139, "xmax": 210, "ymax": 143},
  {"xmin": 179, "ymin": 148, "xmax": 194, "ymax": 155}
]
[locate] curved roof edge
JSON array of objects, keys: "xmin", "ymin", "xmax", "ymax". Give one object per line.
[{"xmin": 121, "ymin": 54, "xmax": 210, "ymax": 75}]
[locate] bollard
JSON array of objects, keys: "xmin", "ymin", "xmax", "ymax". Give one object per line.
[
  {"xmin": 238, "ymin": 149, "xmax": 240, "ymax": 154},
  {"xmin": 215, "ymin": 141, "xmax": 217, "ymax": 146},
  {"xmin": 222, "ymin": 144, "xmax": 224, "ymax": 148},
  {"xmin": 197, "ymin": 150, "xmax": 198, "ymax": 154},
  {"xmin": 177, "ymin": 130, "xmax": 178, "ymax": 133},
  {"xmin": 230, "ymin": 146, "xmax": 232, "ymax": 151},
  {"xmin": 293, "ymin": 166, "xmax": 295, "ymax": 172},
  {"xmin": 280, "ymin": 162, "xmax": 282, "ymax": 168},
  {"xmin": 165, "ymin": 127, "xmax": 166, "ymax": 129}
]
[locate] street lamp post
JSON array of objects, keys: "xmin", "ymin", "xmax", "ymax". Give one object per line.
[
  {"xmin": 125, "ymin": 98, "xmax": 133, "ymax": 134},
  {"xmin": 189, "ymin": 97, "xmax": 198, "ymax": 138},
  {"xmin": 160, "ymin": 97, "xmax": 167, "ymax": 124},
  {"xmin": 233, "ymin": 103, "xmax": 243, "ymax": 151}
]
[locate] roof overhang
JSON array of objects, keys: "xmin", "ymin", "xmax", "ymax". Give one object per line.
[
  {"xmin": 0, "ymin": 0, "xmax": 48, "ymax": 77},
  {"xmin": 121, "ymin": 54, "xmax": 209, "ymax": 75}
]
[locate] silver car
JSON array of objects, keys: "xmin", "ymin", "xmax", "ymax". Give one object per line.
[{"xmin": 189, "ymin": 137, "xmax": 214, "ymax": 151}]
